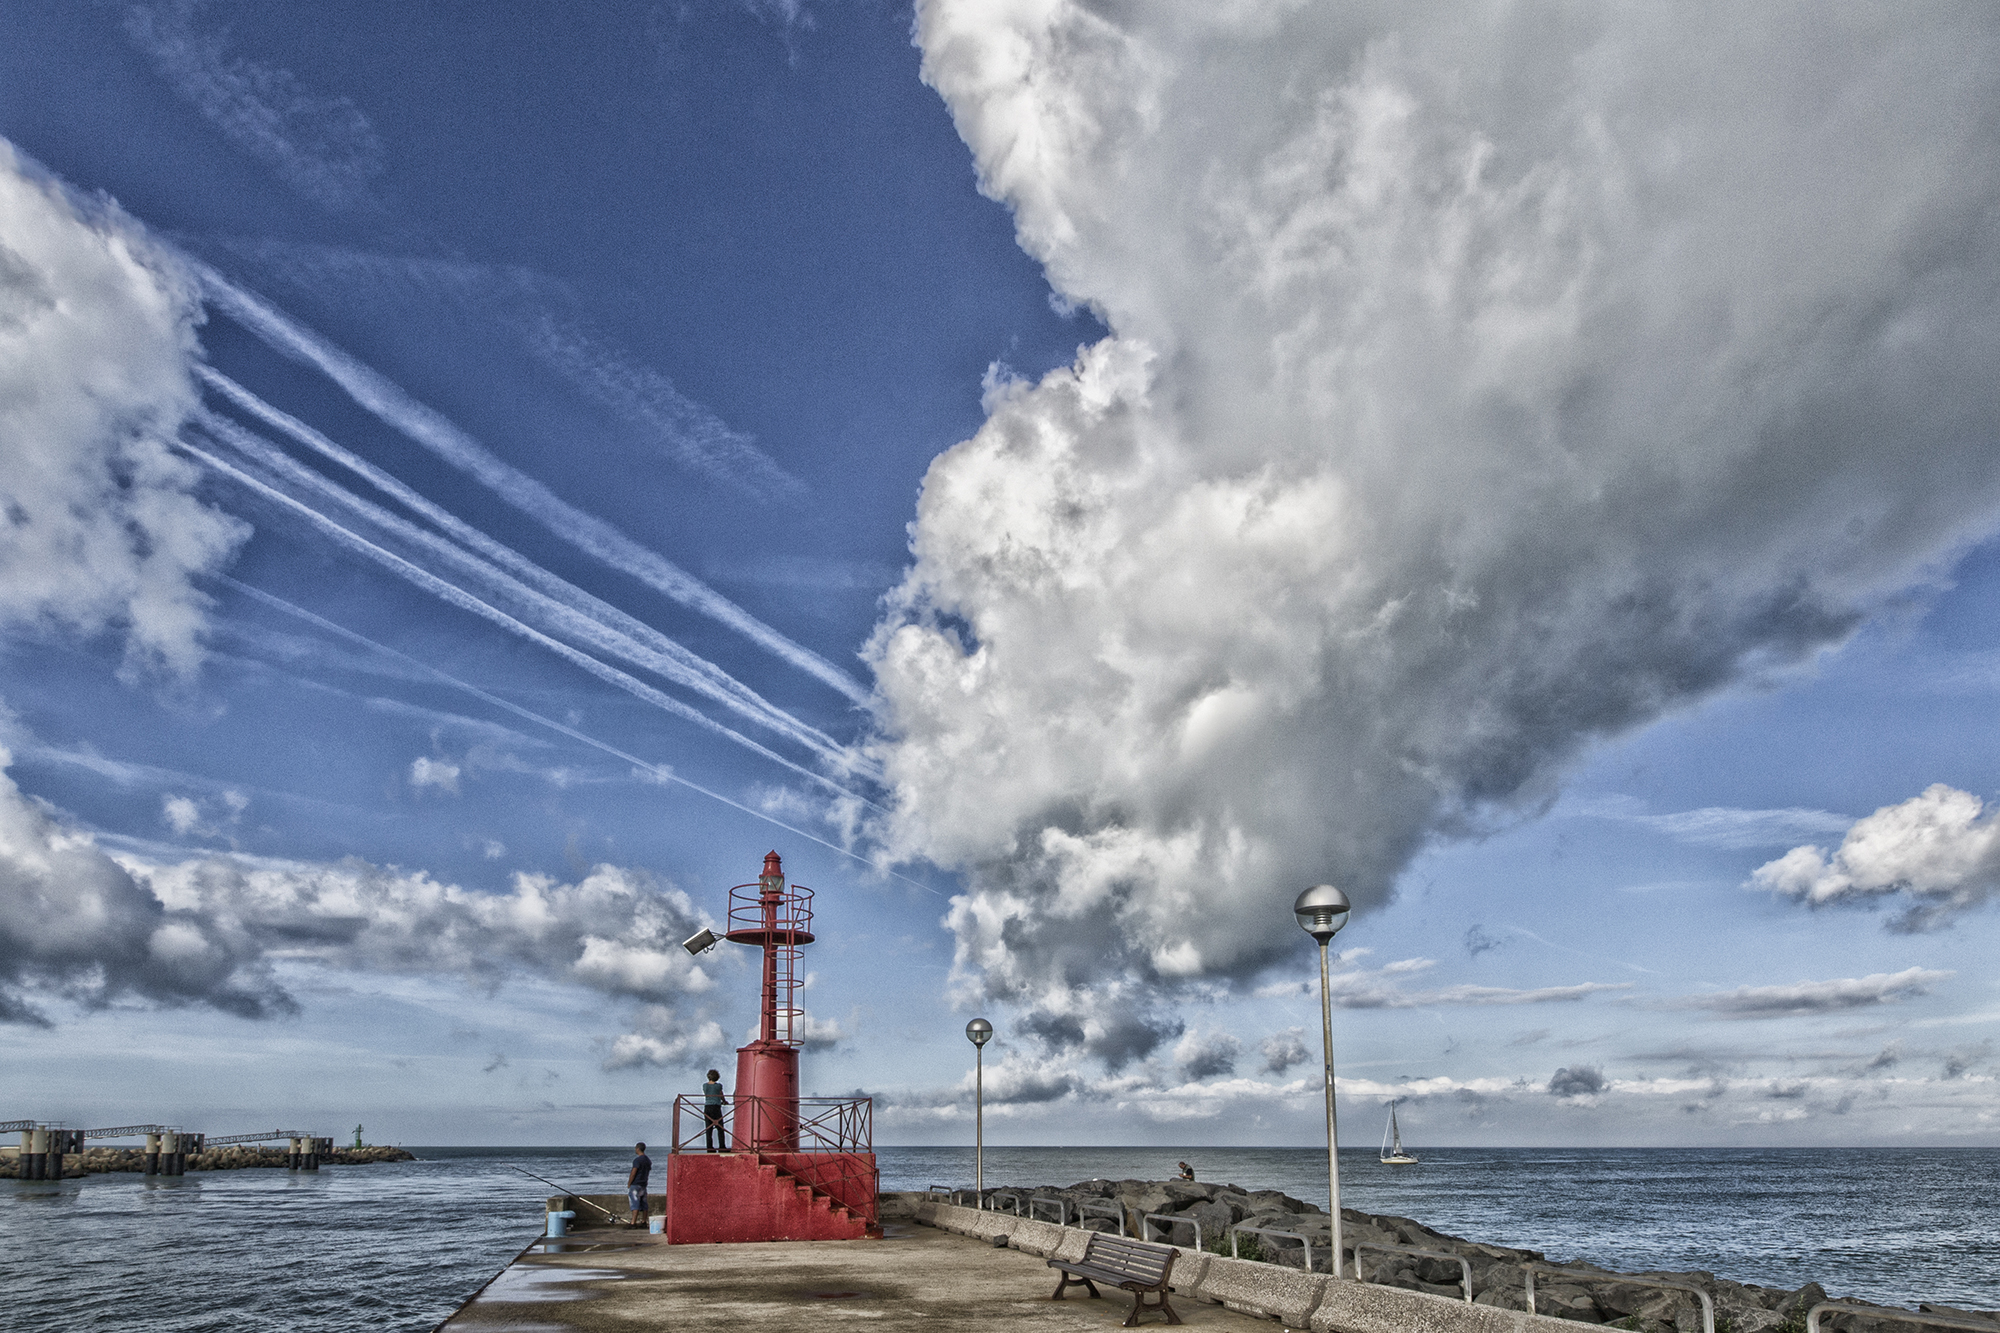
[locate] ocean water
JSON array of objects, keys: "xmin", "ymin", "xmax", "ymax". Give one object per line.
[{"xmin": 2, "ymin": 1145, "xmax": 1994, "ymax": 1330}]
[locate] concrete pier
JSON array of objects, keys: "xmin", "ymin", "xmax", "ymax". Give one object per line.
[{"xmin": 438, "ymin": 1218, "xmax": 1273, "ymax": 1332}]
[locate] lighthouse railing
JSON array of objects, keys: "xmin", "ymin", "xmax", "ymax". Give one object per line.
[{"xmin": 670, "ymin": 1094, "xmax": 877, "ymax": 1224}]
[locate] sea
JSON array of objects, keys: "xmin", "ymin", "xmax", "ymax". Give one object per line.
[{"xmin": 3, "ymin": 1146, "xmax": 1995, "ymax": 1331}]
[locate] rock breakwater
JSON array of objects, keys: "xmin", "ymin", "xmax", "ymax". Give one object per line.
[
  {"xmin": 1, "ymin": 1145, "xmax": 416, "ymax": 1178},
  {"xmin": 945, "ymin": 1179, "xmax": 1998, "ymax": 1333}
]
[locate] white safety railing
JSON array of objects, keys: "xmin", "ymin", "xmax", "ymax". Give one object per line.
[
  {"xmin": 1809, "ymin": 1305, "xmax": 2000, "ymax": 1333},
  {"xmin": 1028, "ymin": 1197, "xmax": 1070, "ymax": 1225},
  {"xmin": 989, "ymin": 1190, "xmax": 1024, "ymax": 1216},
  {"xmin": 1354, "ymin": 1241, "xmax": 1471, "ymax": 1301},
  {"xmin": 1231, "ymin": 1224, "xmax": 1320, "ymax": 1272},
  {"xmin": 1142, "ymin": 1212, "xmax": 1202, "ymax": 1251},
  {"xmin": 1077, "ymin": 1199, "xmax": 1126, "ymax": 1235},
  {"xmin": 1526, "ymin": 1264, "xmax": 1712, "ymax": 1333}
]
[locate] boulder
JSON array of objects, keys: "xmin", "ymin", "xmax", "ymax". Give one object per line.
[{"xmin": 1537, "ymin": 1283, "xmax": 1606, "ymax": 1323}]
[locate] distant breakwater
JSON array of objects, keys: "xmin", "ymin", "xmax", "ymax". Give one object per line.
[
  {"xmin": 957, "ymin": 1178, "xmax": 1999, "ymax": 1333},
  {"xmin": 1, "ymin": 1145, "xmax": 415, "ymax": 1178}
]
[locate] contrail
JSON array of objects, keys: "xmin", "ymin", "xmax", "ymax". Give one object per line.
[
  {"xmin": 192, "ymin": 378, "xmax": 867, "ymax": 775},
  {"xmin": 191, "ymin": 264, "xmax": 870, "ymax": 703},
  {"xmin": 177, "ymin": 433, "xmax": 866, "ymax": 805},
  {"xmin": 218, "ymin": 578, "xmax": 942, "ymax": 895}
]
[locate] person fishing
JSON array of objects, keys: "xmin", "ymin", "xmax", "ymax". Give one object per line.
[
  {"xmin": 703, "ymin": 1069, "xmax": 726, "ymax": 1152},
  {"xmin": 627, "ymin": 1141, "xmax": 652, "ymax": 1228}
]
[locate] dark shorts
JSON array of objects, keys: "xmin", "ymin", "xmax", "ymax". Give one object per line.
[{"xmin": 628, "ymin": 1187, "xmax": 648, "ymax": 1211}]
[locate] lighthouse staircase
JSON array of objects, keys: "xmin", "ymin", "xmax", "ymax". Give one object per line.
[{"xmin": 664, "ymin": 1096, "xmax": 879, "ymax": 1244}]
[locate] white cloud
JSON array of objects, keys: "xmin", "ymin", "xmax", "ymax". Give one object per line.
[
  {"xmin": 1752, "ymin": 785, "xmax": 2000, "ymax": 930},
  {"xmin": 872, "ymin": 4, "xmax": 2000, "ymax": 1044},
  {"xmin": 1568, "ymin": 796, "xmax": 1855, "ymax": 850},
  {"xmin": 1174, "ymin": 1028, "xmax": 1241, "ymax": 1080},
  {"xmin": 1673, "ymin": 968, "xmax": 1953, "ymax": 1020},
  {"xmin": 601, "ymin": 1003, "xmax": 730, "ymax": 1072},
  {"xmin": 162, "ymin": 795, "xmax": 203, "ymax": 836},
  {"xmin": 409, "ymin": 756, "xmax": 461, "ymax": 794},
  {"xmin": 0, "ymin": 141, "xmax": 246, "ymax": 677},
  {"xmin": 0, "ymin": 746, "xmax": 719, "ymax": 1027},
  {"xmin": 1260, "ymin": 1027, "xmax": 1310, "ymax": 1074},
  {"xmin": 123, "ymin": 3, "xmax": 385, "ymax": 211}
]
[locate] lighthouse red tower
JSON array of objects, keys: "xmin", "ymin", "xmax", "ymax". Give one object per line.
[
  {"xmin": 664, "ymin": 852, "xmax": 877, "ymax": 1243},
  {"xmin": 727, "ymin": 850, "xmax": 811, "ymax": 1150}
]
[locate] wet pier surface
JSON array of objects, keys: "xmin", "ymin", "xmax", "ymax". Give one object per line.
[{"xmin": 440, "ymin": 1223, "xmax": 1274, "ymax": 1332}]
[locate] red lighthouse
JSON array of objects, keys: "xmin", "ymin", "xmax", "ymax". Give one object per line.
[
  {"xmin": 664, "ymin": 851, "xmax": 877, "ymax": 1243},
  {"xmin": 727, "ymin": 850, "xmax": 811, "ymax": 1149}
]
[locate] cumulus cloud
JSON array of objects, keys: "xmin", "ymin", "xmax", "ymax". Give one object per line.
[
  {"xmin": 0, "ymin": 141, "xmax": 246, "ymax": 676},
  {"xmin": 409, "ymin": 756, "xmax": 461, "ymax": 794},
  {"xmin": 0, "ymin": 748, "xmax": 287, "ymax": 1024},
  {"xmin": 1548, "ymin": 1065, "xmax": 1607, "ymax": 1099},
  {"xmin": 1752, "ymin": 785, "xmax": 2000, "ymax": 930},
  {"xmin": 873, "ymin": 4, "xmax": 2000, "ymax": 1052},
  {"xmin": 123, "ymin": 2, "xmax": 385, "ymax": 211},
  {"xmin": 1672, "ymin": 967, "xmax": 1951, "ymax": 1019},
  {"xmin": 1174, "ymin": 1028, "xmax": 1241, "ymax": 1080},
  {"xmin": 602, "ymin": 1003, "xmax": 730, "ymax": 1072},
  {"xmin": 0, "ymin": 748, "xmax": 719, "ymax": 1035},
  {"xmin": 1260, "ymin": 1027, "xmax": 1309, "ymax": 1074}
]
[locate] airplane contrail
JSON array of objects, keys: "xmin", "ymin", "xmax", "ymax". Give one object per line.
[
  {"xmin": 177, "ymin": 432, "xmax": 869, "ymax": 806},
  {"xmin": 218, "ymin": 578, "xmax": 942, "ymax": 896},
  {"xmin": 192, "ymin": 263, "xmax": 870, "ymax": 703},
  {"xmin": 193, "ymin": 379, "xmax": 869, "ymax": 775}
]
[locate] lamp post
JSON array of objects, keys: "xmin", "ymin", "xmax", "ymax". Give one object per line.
[
  {"xmin": 966, "ymin": 1017, "xmax": 992, "ymax": 1199},
  {"xmin": 1294, "ymin": 883, "xmax": 1352, "ymax": 1277}
]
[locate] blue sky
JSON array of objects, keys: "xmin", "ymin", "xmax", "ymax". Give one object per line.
[{"xmin": 2, "ymin": 1, "xmax": 1998, "ymax": 1149}]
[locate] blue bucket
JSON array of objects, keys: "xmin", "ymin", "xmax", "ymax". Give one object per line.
[{"xmin": 546, "ymin": 1209, "xmax": 576, "ymax": 1237}]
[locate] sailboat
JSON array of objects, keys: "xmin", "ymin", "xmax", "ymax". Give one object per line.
[{"xmin": 1380, "ymin": 1101, "xmax": 1419, "ymax": 1165}]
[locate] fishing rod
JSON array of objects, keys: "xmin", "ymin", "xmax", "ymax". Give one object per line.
[{"xmin": 507, "ymin": 1165, "xmax": 626, "ymax": 1221}]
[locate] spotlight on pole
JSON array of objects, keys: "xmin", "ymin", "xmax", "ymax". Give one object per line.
[
  {"xmin": 682, "ymin": 927, "xmax": 719, "ymax": 956},
  {"xmin": 1294, "ymin": 883, "xmax": 1352, "ymax": 1277},
  {"xmin": 965, "ymin": 1017, "xmax": 992, "ymax": 1200}
]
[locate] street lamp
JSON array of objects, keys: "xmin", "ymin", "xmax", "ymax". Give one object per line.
[
  {"xmin": 965, "ymin": 1018, "xmax": 992, "ymax": 1198},
  {"xmin": 1294, "ymin": 883, "xmax": 1352, "ymax": 1277}
]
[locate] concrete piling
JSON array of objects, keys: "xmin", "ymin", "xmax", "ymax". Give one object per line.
[
  {"xmin": 161, "ymin": 1131, "xmax": 180, "ymax": 1176},
  {"xmin": 26, "ymin": 1127, "xmax": 46, "ymax": 1180},
  {"xmin": 144, "ymin": 1132, "xmax": 160, "ymax": 1175}
]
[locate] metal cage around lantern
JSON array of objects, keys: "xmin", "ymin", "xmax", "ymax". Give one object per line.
[{"xmin": 724, "ymin": 866, "xmax": 815, "ymax": 1047}]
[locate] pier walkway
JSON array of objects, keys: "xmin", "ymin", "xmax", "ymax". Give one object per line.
[{"xmin": 438, "ymin": 1222, "xmax": 1271, "ymax": 1332}]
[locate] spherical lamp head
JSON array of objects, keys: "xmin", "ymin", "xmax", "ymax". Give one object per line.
[
  {"xmin": 965, "ymin": 1017, "xmax": 993, "ymax": 1048},
  {"xmin": 1293, "ymin": 884, "xmax": 1351, "ymax": 943}
]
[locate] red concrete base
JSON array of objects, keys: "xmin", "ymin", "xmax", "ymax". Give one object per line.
[{"xmin": 665, "ymin": 1151, "xmax": 878, "ymax": 1244}]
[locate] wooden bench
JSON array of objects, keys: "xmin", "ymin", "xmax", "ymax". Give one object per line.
[{"xmin": 1048, "ymin": 1232, "xmax": 1182, "ymax": 1326}]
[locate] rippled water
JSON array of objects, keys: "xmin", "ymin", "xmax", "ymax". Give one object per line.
[{"xmin": 4, "ymin": 1145, "xmax": 1994, "ymax": 1330}]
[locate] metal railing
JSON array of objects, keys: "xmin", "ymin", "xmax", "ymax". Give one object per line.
[
  {"xmin": 670, "ymin": 1094, "xmax": 871, "ymax": 1155},
  {"xmin": 668, "ymin": 1093, "xmax": 877, "ymax": 1227},
  {"xmin": 1354, "ymin": 1241, "xmax": 1471, "ymax": 1300},
  {"xmin": 1077, "ymin": 1199, "xmax": 1126, "ymax": 1235},
  {"xmin": 1028, "ymin": 1197, "xmax": 1069, "ymax": 1225},
  {"xmin": 1809, "ymin": 1305, "xmax": 2000, "ymax": 1333},
  {"xmin": 1525, "ymin": 1264, "xmax": 1713, "ymax": 1333},
  {"xmin": 204, "ymin": 1130, "xmax": 311, "ymax": 1146},
  {"xmin": 988, "ymin": 1191, "xmax": 1024, "ymax": 1215},
  {"xmin": 1231, "ymin": 1224, "xmax": 1320, "ymax": 1273},
  {"xmin": 1142, "ymin": 1212, "xmax": 1201, "ymax": 1251}
]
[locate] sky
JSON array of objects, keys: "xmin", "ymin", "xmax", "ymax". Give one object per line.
[{"xmin": 2, "ymin": 0, "xmax": 1999, "ymax": 1150}]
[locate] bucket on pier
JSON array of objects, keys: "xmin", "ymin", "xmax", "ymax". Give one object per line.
[
  {"xmin": 546, "ymin": 1210, "xmax": 576, "ymax": 1238},
  {"xmin": 648, "ymin": 1216, "xmax": 664, "ymax": 1235}
]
